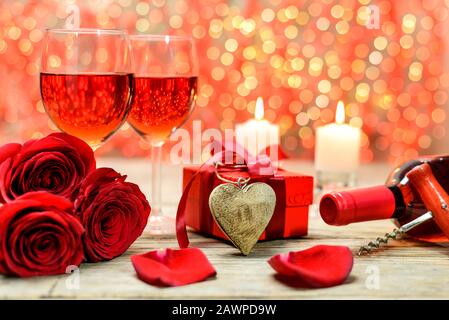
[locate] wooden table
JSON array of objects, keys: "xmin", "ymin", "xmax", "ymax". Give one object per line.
[{"xmin": 1, "ymin": 159, "xmax": 448, "ymax": 299}]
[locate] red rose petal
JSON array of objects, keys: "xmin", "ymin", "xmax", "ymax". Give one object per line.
[
  {"xmin": 48, "ymin": 133, "xmax": 96, "ymax": 173},
  {"xmin": 131, "ymin": 248, "xmax": 217, "ymax": 287},
  {"xmin": 0, "ymin": 143, "xmax": 21, "ymax": 164},
  {"xmin": 268, "ymin": 245, "xmax": 353, "ymax": 288},
  {"xmin": 15, "ymin": 191, "xmax": 74, "ymax": 212}
]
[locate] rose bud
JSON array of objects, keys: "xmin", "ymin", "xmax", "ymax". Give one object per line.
[
  {"xmin": 0, "ymin": 192, "xmax": 85, "ymax": 277},
  {"xmin": 0, "ymin": 133, "xmax": 95, "ymax": 203},
  {"xmin": 74, "ymin": 168, "xmax": 151, "ymax": 262}
]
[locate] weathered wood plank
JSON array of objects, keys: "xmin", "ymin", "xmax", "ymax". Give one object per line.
[{"xmin": 1, "ymin": 159, "xmax": 448, "ymax": 299}]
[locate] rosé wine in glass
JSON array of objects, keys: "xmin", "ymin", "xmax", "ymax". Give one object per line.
[
  {"xmin": 128, "ymin": 35, "xmax": 198, "ymax": 235},
  {"xmin": 40, "ymin": 28, "xmax": 134, "ymax": 150}
]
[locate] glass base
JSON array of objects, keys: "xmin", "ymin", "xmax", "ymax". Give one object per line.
[
  {"xmin": 315, "ymin": 170, "xmax": 358, "ymax": 192},
  {"xmin": 145, "ymin": 212, "xmax": 176, "ymax": 237}
]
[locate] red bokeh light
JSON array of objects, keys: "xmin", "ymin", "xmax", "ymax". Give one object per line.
[{"xmin": 0, "ymin": 0, "xmax": 448, "ymax": 165}]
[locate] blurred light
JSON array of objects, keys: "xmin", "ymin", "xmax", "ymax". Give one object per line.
[
  {"xmin": 261, "ymin": 8, "xmax": 275, "ymax": 22},
  {"xmin": 0, "ymin": 0, "xmax": 444, "ymax": 162}
]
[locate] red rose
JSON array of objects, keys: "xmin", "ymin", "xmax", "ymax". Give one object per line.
[
  {"xmin": 0, "ymin": 192, "xmax": 84, "ymax": 277},
  {"xmin": 0, "ymin": 133, "xmax": 95, "ymax": 203},
  {"xmin": 74, "ymin": 168, "xmax": 151, "ymax": 262}
]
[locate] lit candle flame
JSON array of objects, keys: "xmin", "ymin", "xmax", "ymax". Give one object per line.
[
  {"xmin": 336, "ymin": 101, "xmax": 345, "ymax": 124},
  {"xmin": 164, "ymin": 35, "xmax": 170, "ymax": 45},
  {"xmin": 255, "ymin": 97, "xmax": 264, "ymax": 120}
]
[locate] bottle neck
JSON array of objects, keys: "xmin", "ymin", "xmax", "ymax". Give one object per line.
[{"xmin": 320, "ymin": 185, "xmax": 399, "ymax": 225}]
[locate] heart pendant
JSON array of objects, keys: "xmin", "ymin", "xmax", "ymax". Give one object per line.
[{"xmin": 209, "ymin": 182, "xmax": 276, "ymax": 255}]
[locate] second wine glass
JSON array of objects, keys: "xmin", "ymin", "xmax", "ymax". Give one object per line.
[{"xmin": 128, "ymin": 35, "xmax": 198, "ymax": 235}]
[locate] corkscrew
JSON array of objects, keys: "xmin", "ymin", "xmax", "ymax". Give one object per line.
[
  {"xmin": 359, "ymin": 163, "xmax": 449, "ymax": 256},
  {"xmin": 358, "ymin": 211, "xmax": 433, "ymax": 255}
]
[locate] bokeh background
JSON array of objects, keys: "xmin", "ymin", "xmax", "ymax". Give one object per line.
[{"xmin": 1, "ymin": 0, "xmax": 449, "ymax": 164}]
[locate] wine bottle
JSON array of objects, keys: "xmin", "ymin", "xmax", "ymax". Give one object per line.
[{"xmin": 319, "ymin": 155, "xmax": 449, "ymax": 237}]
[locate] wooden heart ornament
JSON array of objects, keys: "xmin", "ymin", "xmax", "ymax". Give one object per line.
[{"xmin": 209, "ymin": 182, "xmax": 276, "ymax": 255}]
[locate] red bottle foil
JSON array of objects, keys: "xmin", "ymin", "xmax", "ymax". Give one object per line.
[{"xmin": 320, "ymin": 185, "xmax": 396, "ymax": 225}]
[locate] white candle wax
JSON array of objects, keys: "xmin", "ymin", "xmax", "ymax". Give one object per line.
[
  {"xmin": 235, "ymin": 97, "xmax": 279, "ymax": 156},
  {"xmin": 315, "ymin": 101, "xmax": 361, "ymax": 173}
]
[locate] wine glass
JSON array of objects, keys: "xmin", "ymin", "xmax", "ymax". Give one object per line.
[
  {"xmin": 128, "ymin": 35, "xmax": 198, "ymax": 235},
  {"xmin": 40, "ymin": 28, "xmax": 134, "ymax": 150}
]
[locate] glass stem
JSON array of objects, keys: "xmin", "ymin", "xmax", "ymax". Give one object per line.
[{"xmin": 151, "ymin": 143, "xmax": 163, "ymax": 216}]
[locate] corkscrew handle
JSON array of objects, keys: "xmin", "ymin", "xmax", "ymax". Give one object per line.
[
  {"xmin": 407, "ymin": 163, "xmax": 449, "ymax": 239},
  {"xmin": 359, "ymin": 163, "xmax": 449, "ymax": 255}
]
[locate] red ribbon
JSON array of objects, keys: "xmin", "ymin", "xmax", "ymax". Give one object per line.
[{"xmin": 176, "ymin": 141, "xmax": 275, "ymax": 248}]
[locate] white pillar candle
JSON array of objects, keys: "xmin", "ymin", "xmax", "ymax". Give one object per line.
[
  {"xmin": 236, "ymin": 97, "xmax": 280, "ymax": 156},
  {"xmin": 315, "ymin": 101, "xmax": 361, "ymax": 173}
]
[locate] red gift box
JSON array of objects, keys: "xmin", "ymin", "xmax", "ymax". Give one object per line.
[{"xmin": 182, "ymin": 166, "xmax": 313, "ymax": 241}]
